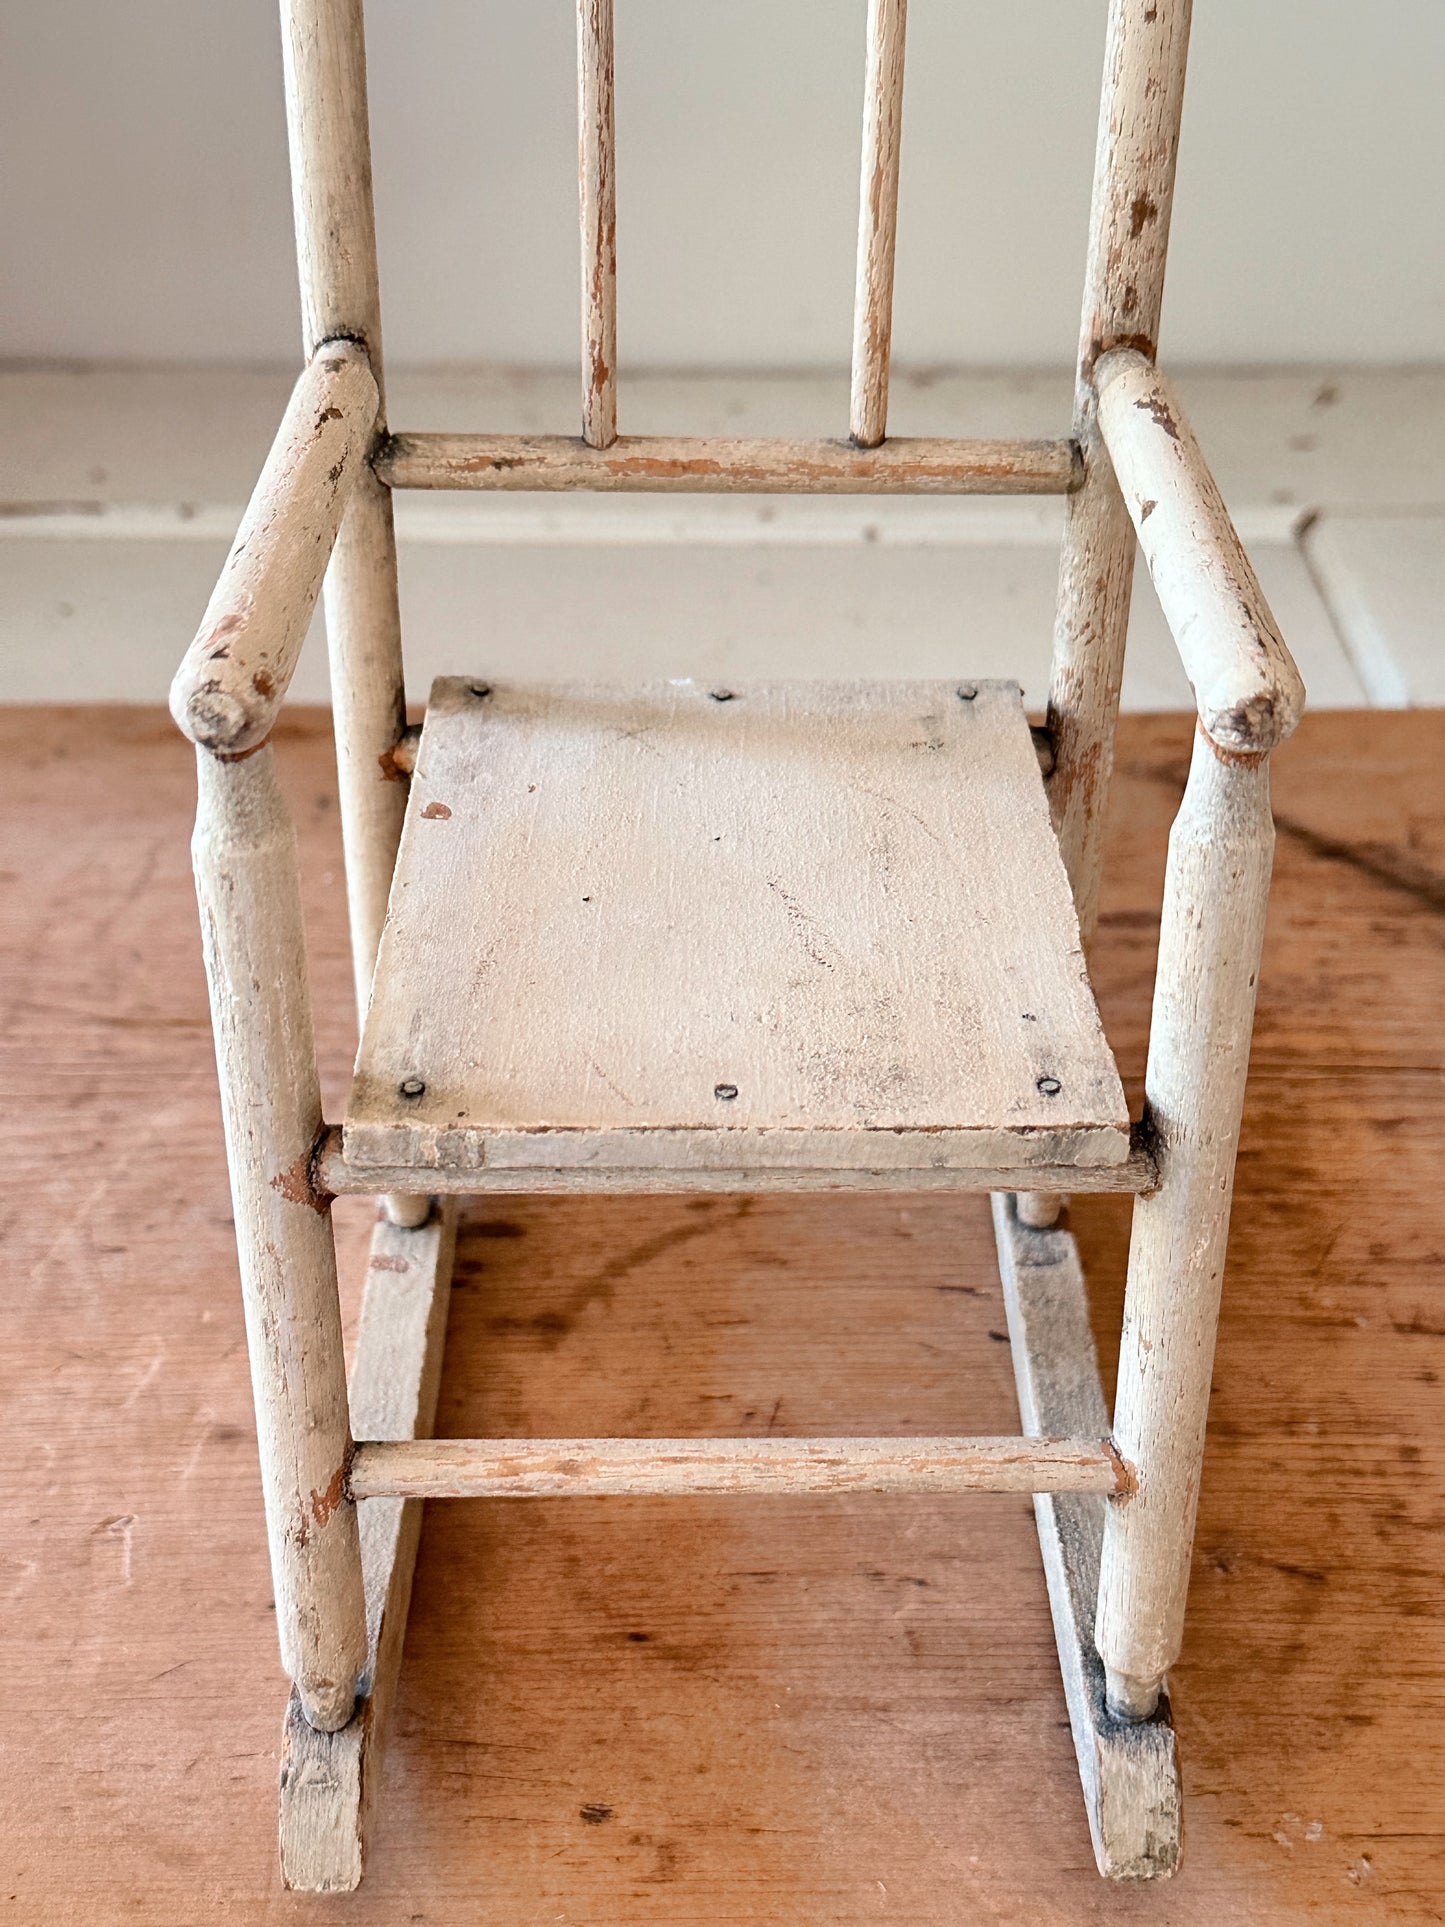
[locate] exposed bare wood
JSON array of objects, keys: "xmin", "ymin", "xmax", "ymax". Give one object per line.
[
  {"xmin": 346, "ymin": 679, "xmax": 1129, "ymax": 1177},
  {"xmin": 1097, "ymin": 350, "xmax": 1305, "ymax": 753},
  {"xmin": 1048, "ymin": 0, "xmax": 1192, "ymax": 944},
  {"xmin": 993, "ymin": 1193, "xmax": 1181, "ymax": 1880},
  {"xmin": 349, "ymin": 1435, "xmax": 1127, "ymax": 1501},
  {"xmin": 191, "ymin": 745, "xmax": 366, "ymax": 1732},
  {"xmin": 376, "ymin": 431, "xmax": 1082, "ymax": 495},
  {"xmin": 168, "ymin": 345, "xmax": 377, "ymax": 755},
  {"xmin": 576, "ymin": 0, "xmax": 617, "ymax": 448},
  {"xmin": 850, "ymin": 0, "xmax": 908, "ymax": 448},
  {"xmin": 1096, "ymin": 728, "xmax": 1275, "ymax": 1719},
  {"xmin": 316, "ymin": 1128, "xmax": 1162, "ymax": 1199},
  {"xmin": 280, "ymin": 1203, "xmax": 458, "ymax": 1893},
  {"xmin": 388, "ymin": 723, "xmax": 422, "ymax": 777}
]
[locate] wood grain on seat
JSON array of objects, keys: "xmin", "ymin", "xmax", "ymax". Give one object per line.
[{"xmin": 346, "ymin": 678, "xmax": 1129, "ymax": 1178}]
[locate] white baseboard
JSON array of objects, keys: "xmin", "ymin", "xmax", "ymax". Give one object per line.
[{"xmin": 3, "ymin": 363, "xmax": 1441, "ymax": 709}]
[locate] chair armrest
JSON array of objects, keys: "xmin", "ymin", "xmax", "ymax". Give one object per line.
[
  {"xmin": 170, "ymin": 341, "xmax": 379, "ymax": 754},
  {"xmin": 1095, "ymin": 349, "xmax": 1305, "ymax": 755}
]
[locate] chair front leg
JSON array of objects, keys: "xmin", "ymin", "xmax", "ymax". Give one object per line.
[
  {"xmin": 1095, "ymin": 725, "xmax": 1275, "ymax": 1719},
  {"xmin": 193, "ymin": 745, "xmax": 368, "ymax": 1731}
]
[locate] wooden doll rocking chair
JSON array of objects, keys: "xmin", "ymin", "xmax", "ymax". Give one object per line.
[{"xmin": 170, "ymin": 0, "xmax": 1304, "ymax": 1891}]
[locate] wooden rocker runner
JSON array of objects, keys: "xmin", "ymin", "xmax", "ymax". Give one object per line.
[{"xmin": 172, "ymin": 0, "xmax": 1303, "ymax": 1892}]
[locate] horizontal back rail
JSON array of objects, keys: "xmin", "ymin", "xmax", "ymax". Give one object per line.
[
  {"xmin": 376, "ymin": 432, "xmax": 1082, "ymax": 496},
  {"xmin": 349, "ymin": 1436, "xmax": 1131, "ymax": 1500}
]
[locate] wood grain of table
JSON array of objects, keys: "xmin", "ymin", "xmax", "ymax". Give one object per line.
[{"xmin": 1, "ymin": 707, "xmax": 1441, "ymax": 1923}]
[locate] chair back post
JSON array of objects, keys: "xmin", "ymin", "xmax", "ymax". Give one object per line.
[
  {"xmin": 1046, "ymin": 0, "xmax": 1192, "ymax": 945},
  {"xmin": 281, "ymin": 0, "xmax": 408, "ymax": 1022}
]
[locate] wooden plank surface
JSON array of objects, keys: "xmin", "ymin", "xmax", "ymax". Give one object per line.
[
  {"xmin": 349, "ymin": 678, "xmax": 1128, "ymax": 1174},
  {"xmin": 2, "ymin": 707, "xmax": 1442, "ymax": 1921}
]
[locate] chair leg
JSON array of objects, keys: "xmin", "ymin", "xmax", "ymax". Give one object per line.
[
  {"xmin": 1095, "ymin": 728, "xmax": 1275, "ymax": 1718},
  {"xmin": 192, "ymin": 745, "xmax": 368, "ymax": 1732},
  {"xmin": 993, "ymin": 1194, "xmax": 1181, "ymax": 1879},
  {"xmin": 280, "ymin": 1200, "xmax": 458, "ymax": 1891}
]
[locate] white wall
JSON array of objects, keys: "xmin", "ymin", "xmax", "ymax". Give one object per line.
[{"xmin": 3, "ymin": 1, "xmax": 1442, "ymax": 370}]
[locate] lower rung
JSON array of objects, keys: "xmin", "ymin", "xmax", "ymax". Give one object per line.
[{"xmin": 348, "ymin": 1436, "xmax": 1128, "ymax": 1500}]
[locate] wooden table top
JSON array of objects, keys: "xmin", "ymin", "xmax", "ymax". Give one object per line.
[{"xmin": 2, "ymin": 706, "xmax": 1441, "ymax": 1923}]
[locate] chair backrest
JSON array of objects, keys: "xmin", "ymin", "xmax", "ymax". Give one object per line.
[
  {"xmin": 282, "ymin": 1, "xmax": 1190, "ymax": 445},
  {"xmin": 277, "ymin": 0, "xmax": 1193, "ymax": 991}
]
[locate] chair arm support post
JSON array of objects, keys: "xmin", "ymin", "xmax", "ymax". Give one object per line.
[
  {"xmin": 1095, "ymin": 350, "xmax": 1305, "ymax": 754},
  {"xmin": 169, "ymin": 341, "xmax": 380, "ymax": 755},
  {"xmin": 1096, "ymin": 726, "xmax": 1275, "ymax": 1714},
  {"xmin": 191, "ymin": 744, "xmax": 368, "ymax": 1729}
]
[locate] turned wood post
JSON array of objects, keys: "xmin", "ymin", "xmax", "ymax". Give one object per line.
[
  {"xmin": 280, "ymin": 0, "xmax": 406, "ymax": 1013},
  {"xmin": 193, "ymin": 745, "xmax": 368, "ymax": 1731},
  {"xmin": 1095, "ymin": 728, "xmax": 1274, "ymax": 1719},
  {"xmin": 1047, "ymin": 0, "xmax": 1192, "ymax": 947},
  {"xmin": 282, "ymin": 0, "xmax": 426, "ymax": 1229}
]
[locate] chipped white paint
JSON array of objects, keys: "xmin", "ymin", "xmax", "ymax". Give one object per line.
[
  {"xmin": 1048, "ymin": 0, "xmax": 1192, "ymax": 946},
  {"xmin": 318, "ymin": 1129, "xmax": 1160, "ymax": 1200},
  {"xmin": 1095, "ymin": 731, "xmax": 1277, "ymax": 1717},
  {"xmin": 281, "ymin": 0, "xmax": 422, "ymax": 1226},
  {"xmin": 1096, "ymin": 350, "xmax": 1305, "ymax": 753},
  {"xmin": 280, "ymin": 1202, "xmax": 458, "ymax": 1892},
  {"xmin": 191, "ymin": 745, "xmax": 367, "ymax": 1732},
  {"xmin": 993, "ymin": 1193, "xmax": 1181, "ymax": 1879},
  {"xmin": 376, "ymin": 432, "xmax": 1079, "ymax": 495},
  {"xmin": 168, "ymin": 344, "xmax": 377, "ymax": 754}
]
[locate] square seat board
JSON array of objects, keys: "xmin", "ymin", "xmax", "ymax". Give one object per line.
[{"xmin": 346, "ymin": 677, "xmax": 1129, "ymax": 1180}]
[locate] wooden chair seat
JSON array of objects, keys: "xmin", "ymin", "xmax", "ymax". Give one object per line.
[{"xmin": 344, "ymin": 676, "xmax": 1130, "ymax": 1182}]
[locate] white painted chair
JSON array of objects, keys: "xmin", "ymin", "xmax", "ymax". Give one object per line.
[{"xmin": 171, "ymin": 0, "xmax": 1303, "ymax": 1892}]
